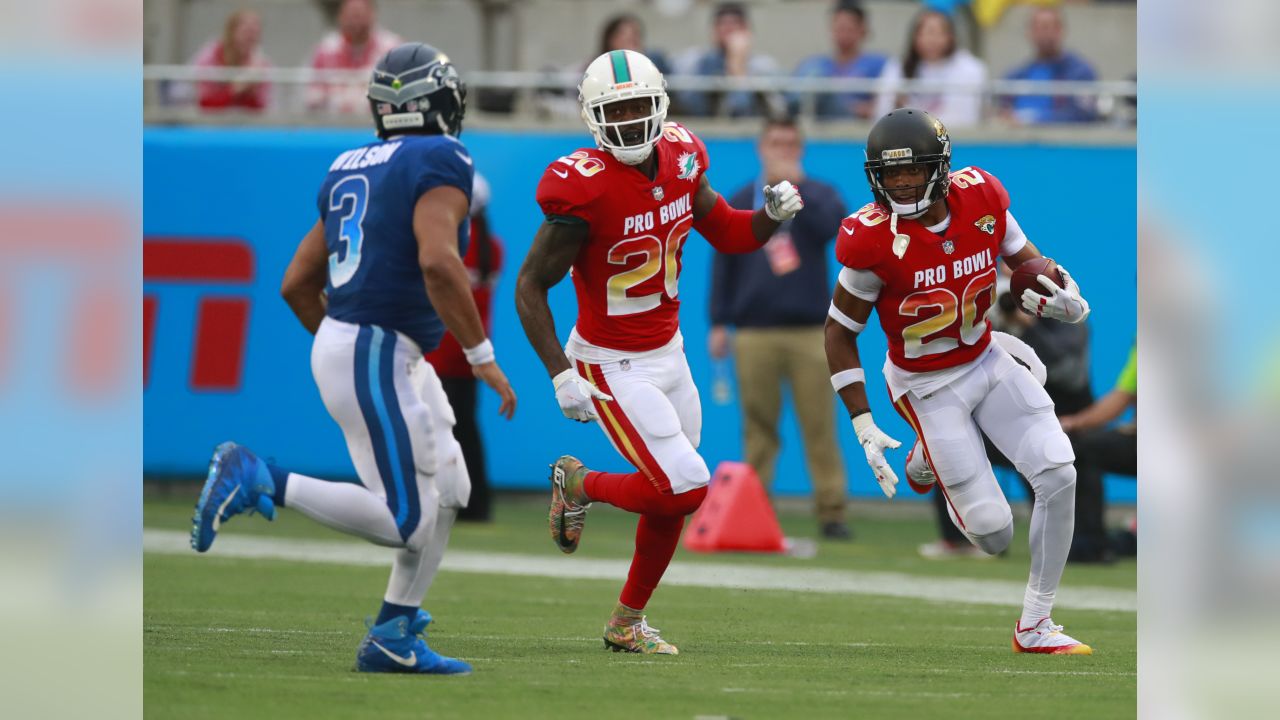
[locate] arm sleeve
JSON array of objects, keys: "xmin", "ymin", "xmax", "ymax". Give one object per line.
[
  {"xmin": 1000, "ymin": 210, "xmax": 1028, "ymax": 256},
  {"xmin": 1114, "ymin": 345, "xmax": 1137, "ymax": 395},
  {"xmin": 414, "ymin": 141, "xmax": 475, "ymax": 204},
  {"xmin": 838, "ymin": 266, "xmax": 883, "ymax": 302},
  {"xmin": 695, "ymin": 193, "xmax": 760, "ymax": 254}
]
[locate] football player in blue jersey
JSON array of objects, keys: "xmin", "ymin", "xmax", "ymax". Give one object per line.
[{"xmin": 190, "ymin": 42, "xmax": 517, "ymax": 675}]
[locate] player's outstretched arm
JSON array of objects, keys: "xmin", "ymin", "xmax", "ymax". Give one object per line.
[
  {"xmin": 826, "ymin": 283, "xmax": 902, "ymax": 498},
  {"xmin": 280, "ymin": 220, "xmax": 330, "ymax": 334},
  {"xmin": 691, "ymin": 175, "xmax": 804, "ymax": 253},
  {"xmin": 415, "ymin": 185, "xmax": 517, "ymax": 418}
]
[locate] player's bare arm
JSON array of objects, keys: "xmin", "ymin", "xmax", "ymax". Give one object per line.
[
  {"xmin": 691, "ymin": 174, "xmax": 805, "ymax": 252},
  {"xmin": 824, "ymin": 281, "xmax": 902, "ymax": 498},
  {"xmin": 281, "ymin": 219, "xmax": 329, "ymax": 334},
  {"xmin": 515, "ymin": 218, "xmax": 612, "ymax": 423},
  {"xmin": 824, "ymin": 283, "xmax": 875, "ymax": 416},
  {"xmin": 1003, "ymin": 240, "xmax": 1042, "ymax": 269},
  {"xmin": 515, "ymin": 219, "xmax": 588, "ymax": 379},
  {"xmin": 415, "ymin": 184, "xmax": 517, "ymax": 418}
]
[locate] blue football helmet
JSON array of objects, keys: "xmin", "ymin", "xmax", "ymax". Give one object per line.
[{"xmin": 368, "ymin": 42, "xmax": 467, "ymax": 139}]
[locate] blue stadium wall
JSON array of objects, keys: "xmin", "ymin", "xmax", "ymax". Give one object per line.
[{"xmin": 143, "ymin": 127, "xmax": 1136, "ymax": 502}]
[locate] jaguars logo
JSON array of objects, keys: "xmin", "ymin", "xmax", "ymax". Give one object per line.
[{"xmin": 974, "ymin": 214, "xmax": 997, "ymax": 235}]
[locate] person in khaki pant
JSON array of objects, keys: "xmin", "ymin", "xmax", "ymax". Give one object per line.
[{"xmin": 709, "ymin": 117, "xmax": 852, "ymax": 539}]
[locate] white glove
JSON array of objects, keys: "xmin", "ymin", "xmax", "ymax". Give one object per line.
[
  {"xmin": 852, "ymin": 413, "xmax": 902, "ymax": 498},
  {"xmin": 762, "ymin": 180, "xmax": 804, "ymax": 222},
  {"xmin": 1020, "ymin": 265, "xmax": 1090, "ymax": 324},
  {"xmin": 552, "ymin": 368, "xmax": 613, "ymax": 423}
]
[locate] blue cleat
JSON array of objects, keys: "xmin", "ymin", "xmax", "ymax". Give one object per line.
[
  {"xmin": 355, "ymin": 609, "xmax": 473, "ymax": 675},
  {"xmin": 190, "ymin": 442, "xmax": 277, "ymax": 553}
]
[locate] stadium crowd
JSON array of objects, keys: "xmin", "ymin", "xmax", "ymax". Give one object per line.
[{"xmin": 179, "ymin": 0, "xmax": 1125, "ymax": 126}]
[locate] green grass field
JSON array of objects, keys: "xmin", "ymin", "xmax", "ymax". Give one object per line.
[{"xmin": 144, "ymin": 492, "xmax": 1135, "ymax": 719}]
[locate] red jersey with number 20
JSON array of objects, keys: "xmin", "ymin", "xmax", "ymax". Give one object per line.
[
  {"xmin": 535, "ymin": 122, "xmax": 710, "ymax": 352},
  {"xmin": 835, "ymin": 166, "xmax": 1011, "ymax": 373}
]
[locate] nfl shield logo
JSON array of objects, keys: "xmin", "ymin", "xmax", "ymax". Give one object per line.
[
  {"xmin": 942, "ymin": 240, "xmax": 955, "ymax": 255},
  {"xmin": 652, "ymin": 187, "xmax": 664, "ymax": 201},
  {"xmin": 620, "ymin": 359, "xmax": 632, "ymax": 371}
]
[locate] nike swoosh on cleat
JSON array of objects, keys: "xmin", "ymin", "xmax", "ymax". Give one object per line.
[
  {"xmin": 211, "ymin": 485, "xmax": 240, "ymax": 533},
  {"xmin": 370, "ymin": 640, "xmax": 417, "ymax": 668}
]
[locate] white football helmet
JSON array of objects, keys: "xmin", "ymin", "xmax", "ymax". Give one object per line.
[{"xmin": 579, "ymin": 50, "xmax": 669, "ymax": 166}]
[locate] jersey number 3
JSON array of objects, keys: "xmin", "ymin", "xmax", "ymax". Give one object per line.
[
  {"xmin": 328, "ymin": 175, "xmax": 370, "ymax": 288},
  {"xmin": 899, "ymin": 268, "xmax": 996, "ymax": 358},
  {"xmin": 606, "ymin": 217, "xmax": 692, "ymax": 316}
]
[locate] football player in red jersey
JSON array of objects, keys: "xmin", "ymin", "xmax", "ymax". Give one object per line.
[
  {"xmin": 515, "ymin": 49, "xmax": 803, "ymax": 654},
  {"xmin": 825, "ymin": 109, "xmax": 1094, "ymax": 655}
]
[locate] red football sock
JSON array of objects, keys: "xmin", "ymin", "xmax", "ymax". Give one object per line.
[
  {"xmin": 584, "ymin": 471, "xmax": 705, "ymax": 515},
  {"xmin": 618, "ymin": 514, "xmax": 685, "ymax": 610}
]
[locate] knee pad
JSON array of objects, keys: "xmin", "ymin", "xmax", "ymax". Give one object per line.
[
  {"xmin": 1029, "ymin": 463, "xmax": 1076, "ymax": 502},
  {"xmin": 1015, "ymin": 419, "xmax": 1076, "ymax": 479},
  {"xmin": 673, "ymin": 451, "xmax": 710, "ymax": 493},
  {"xmin": 434, "ymin": 443, "xmax": 472, "ymax": 510},
  {"xmin": 965, "ymin": 500, "xmax": 1014, "ymax": 555}
]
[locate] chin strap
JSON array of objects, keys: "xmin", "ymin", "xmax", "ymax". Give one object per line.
[{"xmin": 890, "ymin": 212, "xmax": 911, "ymax": 259}]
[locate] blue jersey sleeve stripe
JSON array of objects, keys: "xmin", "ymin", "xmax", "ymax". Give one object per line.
[
  {"xmin": 353, "ymin": 325, "xmax": 399, "ymax": 518},
  {"xmin": 376, "ymin": 327, "xmax": 421, "ymax": 538}
]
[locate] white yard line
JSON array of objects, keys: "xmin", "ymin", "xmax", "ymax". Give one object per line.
[{"xmin": 144, "ymin": 529, "xmax": 1135, "ymax": 613}]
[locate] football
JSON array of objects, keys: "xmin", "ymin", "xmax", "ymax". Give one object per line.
[{"xmin": 1010, "ymin": 256, "xmax": 1065, "ymax": 313}]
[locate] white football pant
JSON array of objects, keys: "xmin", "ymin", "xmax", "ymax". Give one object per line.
[
  {"xmin": 283, "ymin": 317, "xmax": 470, "ymax": 607},
  {"xmin": 893, "ymin": 343, "xmax": 1077, "ymax": 621},
  {"xmin": 567, "ymin": 333, "xmax": 709, "ymax": 494}
]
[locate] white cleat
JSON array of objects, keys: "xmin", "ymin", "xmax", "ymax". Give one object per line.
[{"xmin": 1012, "ymin": 617, "xmax": 1093, "ymax": 655}]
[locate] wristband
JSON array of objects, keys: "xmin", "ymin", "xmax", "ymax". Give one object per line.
[
  {"xmin": 463, "ymin": 339, "xmax": 495, "ymax": 366},
  {"xmin": 830, "ymin": 368, "xmax": 866, "ymax": 392}
]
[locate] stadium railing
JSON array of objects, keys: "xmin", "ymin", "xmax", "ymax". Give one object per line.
[{"xmin": 143, "ymin": 65, "xmax": 1137, "ymax": 140}]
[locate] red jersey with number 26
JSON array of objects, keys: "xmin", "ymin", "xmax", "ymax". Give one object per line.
[
  {"xmin": 535, "ymin": 122, "xmax": 710, "ymax": 352},
  {"xmin": 835, "ymin": 166, "xmax": 1011, "ymax": 373}
]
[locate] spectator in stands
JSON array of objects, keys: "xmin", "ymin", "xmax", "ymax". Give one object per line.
[
  {"xmin": 673, "ymin": 2, "xmax": 785, "ymax": 118},
  {"xmin": 189, "ymin": 9, "xmax": 272, "ymax": 112},
  {"xmin": 919, "ymin": 274, "xmax": 1109, "ymax": 561},
  {"xmin": 709, "ymin": 117, "xmax": 852, "ymax": 539},
  {"xmin": 874, "ymin": 8, "xmax": 987, "ymax": 127},
  {"xmin": 1002, "ymin": 6, "xmax": 1099, "ymax": 124},
  {"xmin": 423, "ymin": 174, "xmax": 505, "ymax": 523},
  {"xmin": 791, "ymin": 1, "xmax": 889, "ymax": 120},
  {"xmin": 307, "ymin": 0, "xmax": 402, "ymax": 114},
  {"xmin": 1059, "ymin": 342, "xmax": 1137, "ymax": 559},
  {"xmin": 598, "ymin": 13, "xmax": 671, "ymax": 77}
]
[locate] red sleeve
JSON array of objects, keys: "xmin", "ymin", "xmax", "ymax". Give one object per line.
[
  {"xmin": 535, "ymin": 159, "xmax": 596, "ymax": 224},
  {"xmin": 834, "ymin": 206, "xmax": 890, "ymax": 270},
  {"xmin": 974, "ymin": 167, "xmax": 1011, "ymax": 212}
]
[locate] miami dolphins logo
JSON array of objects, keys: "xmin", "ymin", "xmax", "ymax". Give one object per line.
[
  {"xmin": 974, "ymin": 214, "xmax": 996, "ymax": 235},
  {"xmin": 676, "ymin": 151, "xmax": 701, "ymax": 181}
]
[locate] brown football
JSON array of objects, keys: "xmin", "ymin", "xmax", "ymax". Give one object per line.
[{"xmin": 1010, "ymin": 256, "xmax": 1065, "ymax": 313}]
